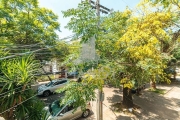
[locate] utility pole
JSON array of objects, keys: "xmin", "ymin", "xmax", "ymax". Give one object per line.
[
  {"xmin": 95, "ymin": 1, "xmax": 102, "ymax": 120},
  {"xmin": 88, "ymin": 0, "xmax": 112, "ymax": 120}
]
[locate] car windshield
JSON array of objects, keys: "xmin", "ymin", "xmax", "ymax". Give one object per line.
[
  {"xmin": 49, "ymin": 100, "xmax": 64, "ymax": 116},
  {"xmin": 45, "ymin": 81, "xmax": 54, "ymax": 87}
]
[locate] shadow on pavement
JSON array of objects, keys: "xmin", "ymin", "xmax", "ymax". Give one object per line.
[
  {"xmin": 37, "ymin": 93, "xmax": 63, "ymax": 105},
  {"xmin": 105, "ymin": 82, "xmax": 180, "ymax": 120},
  {"xmin": 133, "ymin": 90, "xmax": 180, "ymax": 120},
  {"xmin": 107, "ymin": 94, "xmax": 122, "ymax": 104},
  {"xmin": 116, "ymin": 115, "xmax": 133, "ymax": 120}
]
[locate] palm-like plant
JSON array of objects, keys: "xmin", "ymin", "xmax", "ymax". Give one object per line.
[{"xmin": 0, "ymin": 54, "xmax": 41, "ymax": 120}]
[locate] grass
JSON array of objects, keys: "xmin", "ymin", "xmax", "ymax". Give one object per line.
[{"xmin": 148, "ymin": 88, "xmax": 166, "ymax": 95}]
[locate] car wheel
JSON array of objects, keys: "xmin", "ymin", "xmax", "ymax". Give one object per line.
[
  {"xmin": 82, "ymin": 109, "xmax": 90, "ymax": 118},
  {"xmin": 43, "ymin": 90, "xmax": 50, "ymax": 97}
]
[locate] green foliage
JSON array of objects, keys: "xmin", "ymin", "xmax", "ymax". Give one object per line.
[
  {"xmin": 0, "ymin": 54, "xmax": 39, "ymax": 85},
  {"xmin": 100, "ymin": 10, "xmax": 131, "ymax": 39},
  {"xmin": 0, "ymin": 0, "xmax": 60, "ymax": 45},
  {"xmin": 56, "ymin": 64, "xmax": 113, "ymax": 111},
  {"xmin": 57, "ymin": 81, "xmax": 97, "ymax": 111},
  {"xmin": 147, "ymin": 0, "xmax": 178, "ymax": 8},
  {"xmin": 62, "ymin": 0, "xmax": 98, "ymax": 42},
  {"xmin": 173, "ymin": 48, "xmax": 180, "ymax": 60},
  {"xmin": 50, "ymin": 41, "xmax": 71, "ymax": 62},
  {"xmin": 21, "ymin": 98, "xmax": 49, "ymax": 120},
  {"xmin": 0, "ymin": 54, "xmax": 42, "ymax": 119}
]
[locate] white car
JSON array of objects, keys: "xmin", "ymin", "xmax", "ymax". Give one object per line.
[
  {"xmin": 44, "ymin": 99, "xmax": 91, "ymax": 120},
  {"xmin": 175, "ymin": 68, "xmax": 179, "ymax": 73},
  {"xmin": 37, "ymin": 79, "xmax": 68, "ymax": 97}
]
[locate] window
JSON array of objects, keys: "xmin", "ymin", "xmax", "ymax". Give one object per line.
[
  {"xmin": 59, "ymin": 80, "xmax": 67, "ymax": 84},
  {"xmin": 68, "ymin": 105, "xmax": 74, "ymax": 111},
  {"xmin": 53, "ymin": 82, "xmax": 59, "ymax": 86},
  {"xmin": 61, "ymin": 106, "xmax": 68, "ymax": 114},
  {"xmin": 59, "ymin": 105, "xmax": 74, "ymax": 115}
]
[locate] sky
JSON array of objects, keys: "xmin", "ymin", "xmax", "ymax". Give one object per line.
[{"xmin": 38, "ymin": 0, "xmax": 140, "ymax": 39}]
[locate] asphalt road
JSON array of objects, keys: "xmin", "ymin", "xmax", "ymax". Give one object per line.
[
  {"xmin": 34, "ymin": 82, "xmax": 93, "ymax": 120},
  {"xmin": 37, "ymin": 93, "xmax": 63, "ymax": 106}
]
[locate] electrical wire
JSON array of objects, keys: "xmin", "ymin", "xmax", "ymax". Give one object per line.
[
  {"xmin": 0, "ymin": 93, "xmax": 38, "ymax": 115},
  {"xmin": 0, "ymin": 72, "xmax": 64, "ymax": 97},
  {"xmin": 4, "ymin": 45, "xmax": 80, "ymax": 51},
  {"xmin": 0, "ymin": 47, "xmax": 50, "ymax": 60},
  {"xmin": 0, "ymin": 87, "xmax": 32, "ymax": 99},
  {"xmin": 0, "ymin": 34, "xmax": 80, "ymax": 60},
  {"xmin": 0, "ymin": 34, "xmax": 76, "ymax": 52},
  {"xmin": 121, "ymin": 0, "xmax": 142, "ymax": 15},
  {"xmin": 0, "ymin": 43, "xmax": 42, "ymax": 48},
  {"xmin": 58, "ymin": 34, "xmax": 76, "ymax": 41},
  {"xmin": 0, "ymin": 83, "xmax": 33, "ymax": 96}
]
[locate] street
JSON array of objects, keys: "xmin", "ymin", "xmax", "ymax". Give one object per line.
[{"xmin": 33, "ymin": 81, "xmax": 94, "ymax": 120}]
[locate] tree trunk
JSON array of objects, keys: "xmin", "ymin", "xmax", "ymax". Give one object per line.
[
  {"xmin": 173, "ymin": 73, "xmax": 176, "ymax": 80},
  {"xmin": 136, "ymin": 88, "xmax": 141, "ymax": 95},
  {"xmin": 123, "ymin": 87, "xmax": 133, "ymax": 108},
  {"xmin": 151, "ymin": 81, "xmax": 156, "ymax": 89},
  {"xmin": 18, "ymin": 85, "xmax": 27, "ymax": 104},
  {"xmin": 8, "ymin": 99, "xmax": 16, "ymax": 120}
]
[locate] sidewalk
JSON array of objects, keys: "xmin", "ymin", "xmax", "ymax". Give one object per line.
[
  {"xmin": 0, "ymin": 117, "xmax": 5, "ymax": 120},
  {"xmin": 133, "ymin": 82, "xmax": 180, "ymax": 120},
  {"xmin": 82, "ymin": 81, "xmax": 180, "ymax": 120},
  {"xmin": 78, "ymin": 87, "xmax": 122, "ymax": 120}
]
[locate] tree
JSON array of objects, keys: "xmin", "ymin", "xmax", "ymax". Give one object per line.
[
  {"xmin": 0, "ymin": 54, "xmax": 46, "ymax": 120},
  {"xmin": 57, "ymin": 65, "xmax": 111, "ymax": 111},
  {"xmin": 0, "ymin": 0, "xmax": 62, "ymax": 65},
  {"xmin": 62, "ymin": 0, "xmax": 98, "ymax": 43},
  {"xmin": 0, "ymin": 0, "xmax": 60, "ymax": 45},
  {"xmin": 138, "ymin": 0, "xmax": 180, "ymax": 81},
  {"xmin": 96, "ymin": 10, "xmax": 131, "ymax": 60},
  {"xmin": 142, "ymin": 0, "xmax": 180, "ymax": 58},
  {"xmin": 173, "ymin": 47, "xmax": 180, "ymax": 60},
  {"xmin": 59, "ymin": 0, "xmax": 175, "ymax": 110},
  {"xmin": 146, "ymin": 0, "xmax": 180, "ymax": 8},
  {"xmin": 96, "ymin": 3, "xmax": 175, "ymax": 107},
  {"xmin": 112, "ymin": 8, "xmax": 174, "ymax": 107},
  {"xmin": 50, "ymin": 41, "xmax": 71, "ymax": 62}
]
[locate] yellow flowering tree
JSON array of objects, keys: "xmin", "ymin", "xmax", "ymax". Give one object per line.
[
  {"xmin": 109, "ymin": 4, "xmax": 174, "ymax": 107},
  {"xmin": 138, "ymin": 0, "xmax": 180, "ymax": 80},
  {"xmin": 57, "ymin": 0, "xmax": 179, "ymax": 109}
]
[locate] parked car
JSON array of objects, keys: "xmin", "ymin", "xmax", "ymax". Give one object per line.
[
  {"xmin": 67, "ymin": 71, "xmax": 79, "ymax": 78},
  {"xmin": 175, "ymin": 68, "xmax": 179, "ymax": 73},
  {"xmin": 37, "ymin": 79, "xmax": 69, "ymax": 97},
  {"xmin": 44, "ymin": 99, "xmax": 91, "ymax": 120}
]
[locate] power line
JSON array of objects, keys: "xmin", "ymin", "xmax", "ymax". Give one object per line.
[
  {"xmin": 121, "ymin": 0, "xmax": 144, "ymax": 15},
  {"xmin": 4, "ymin": 44, "xmax": 80, "ymax": 51},
  {"xmin": 58, "ymin": 34, "xmax": 76, "ymax": 41},
  {"xmin": 0, "ymin": 43, "xmax": 42, "ymax": 48},
  {"xmin": 89, "ymin": 0, "xmax": 112, "ymax": 14},
  {"xmin": 0, "ymin": 93, "xmax": 38, "ymax": 115},
  {"xmin": 0, "ymin": 83, "xmax": 33, "ymax": 97},
  {"xmin": 0, "ymin": 34, "xmax": 80, "ymax": 60},
  {"xmin": 0, "ymin": 47, "xmax": 49, "ymax": 60},
  {"xmin": 0, "ymin": 87, "xmax": 32, "ymax": 99},
  {"xmin": 7, "ymin": 45, "xmax": 80, "ymax": 54},
  {"xmin": 1, "ymin": 34, "xmax": 76, "ymax": 51},
  {"xmin": 0, "ymin": 34, "xmax": 75, "ymax": 49}
]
